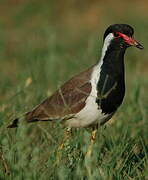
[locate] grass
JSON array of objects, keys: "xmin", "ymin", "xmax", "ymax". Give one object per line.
[{"xmin": 0, "ymin": 1, "xmax": 148, "ymax": 179}]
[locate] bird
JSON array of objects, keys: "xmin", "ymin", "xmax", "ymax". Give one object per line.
[{"xmin": 8, "ymin": 24, "xmax": 144, "ymax": 129}]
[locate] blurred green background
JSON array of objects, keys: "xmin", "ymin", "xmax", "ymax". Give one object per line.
[{"xmin": 0, "ymin": 0, "xmax": 148, "ymax": 179}]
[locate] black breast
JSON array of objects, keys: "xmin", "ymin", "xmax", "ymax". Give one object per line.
[{"xmin": 96, "ymin": 67, "xmax": 125, "ymax": 114}]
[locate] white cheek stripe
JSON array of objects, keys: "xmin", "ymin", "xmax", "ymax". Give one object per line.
[
  {"xmin": 90, "ymin": 33, "xmax": 114, "ymax": 93},
  {"xmin": 101, "ymin": 33, "xmax": 114, "ymax": 61}
]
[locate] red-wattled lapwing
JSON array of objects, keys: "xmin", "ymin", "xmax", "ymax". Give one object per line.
[{"xmin": 8, "ymin": 24, "xmax": 143, "ymax": 132}]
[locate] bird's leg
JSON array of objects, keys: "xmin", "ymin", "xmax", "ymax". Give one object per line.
[
  {"xmin": 86, "ymin": 125, "xmax": 98, "ymax": 158},
  {"xmin": 55, "ymin": 127, "xmax": 72, "ymax": 165},
  {"xmin": 58, "ymin": 127, "xmax": 72, "ymax": 150},
  {"xmin": 85, "ymin": 126, "xmax": 98, "ymax": 177},
  {"xmin": 90, "ymin": 129, "xmax": 97, "ymax": 143}
]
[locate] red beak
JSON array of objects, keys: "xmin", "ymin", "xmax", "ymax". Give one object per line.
[{"xmin": 117, "ymin": 32, "xmax": 144, "ymax": 50}]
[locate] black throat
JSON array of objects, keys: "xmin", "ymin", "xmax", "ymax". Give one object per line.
[
  {"xmin": 101, "ymin": 44, "xmax": 126, "ymax": 78},
  {"xmin": 96, "ymin": 45, "xmax": 127, "ymax": 114}
]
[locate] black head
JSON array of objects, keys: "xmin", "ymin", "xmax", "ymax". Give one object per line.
[
  {"xmin": 103, "ymin": 24, "xmax": 144, "ymax": 50},
  {"xmin": 104, "ymin": 24, "xmax": 134, "ymax": 40}
]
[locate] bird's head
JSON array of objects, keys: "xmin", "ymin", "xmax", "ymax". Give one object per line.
[{"xmin": 103, "ymin": 24, "xmax": 144, "ymax": 50}]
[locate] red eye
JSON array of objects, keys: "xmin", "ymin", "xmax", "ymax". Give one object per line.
[{"xmin": 114, "ymin": 32, "xmax": 121, "ymax": 38}]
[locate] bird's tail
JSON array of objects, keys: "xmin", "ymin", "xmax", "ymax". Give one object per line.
[
  {"xmin": 7, "ymin": 107, "xmax": 51, "ymax": 128},
  {"xmin": 7, "ymin": 118, "xmax": 19, "ymax": 128},
  {"xmin": 7, "ymin": 111, "xmax": 38, "ymax": 128}
]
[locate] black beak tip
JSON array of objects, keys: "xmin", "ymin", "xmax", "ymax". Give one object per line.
[{"xmin": 136, "ymin": 43, "xmax": 144, "ymax": 50}]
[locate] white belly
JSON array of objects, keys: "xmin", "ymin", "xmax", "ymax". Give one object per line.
[{"xmin": 65, "ymin": 96, "xmax": 109, "ymax": 127}]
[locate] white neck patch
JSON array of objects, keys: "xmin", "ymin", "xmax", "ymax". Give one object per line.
[
  {"xmin": 100, "ymin": 33, "xmax": 114, "ymax": 61},
  {"xmin": 89, "ymin": 33, "xmax": 114, "ymax": 98}
]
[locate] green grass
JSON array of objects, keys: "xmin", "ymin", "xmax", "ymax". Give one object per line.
[{"xmin": 0, "ymin": 1, "xmax": 148, "ymax": 179}]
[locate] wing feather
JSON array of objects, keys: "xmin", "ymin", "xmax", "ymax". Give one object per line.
[{"xmin": 25, "ymin": 66, "xmax": 94, "ymax": 122}]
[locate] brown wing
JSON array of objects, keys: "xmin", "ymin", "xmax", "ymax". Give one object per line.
[{"xmin": 25, "ymin": 66, "xmax": 94, "ymax": 122}]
